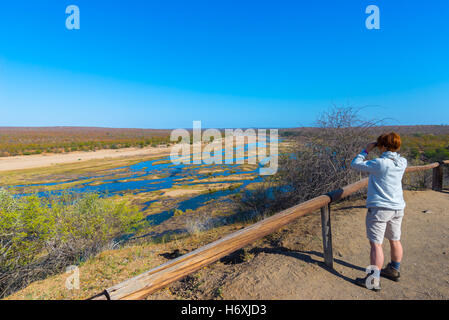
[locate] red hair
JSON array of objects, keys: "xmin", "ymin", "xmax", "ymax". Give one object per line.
[{"xmin": 377, "ymin": 132, "xmax": 401, "ymax": 152}]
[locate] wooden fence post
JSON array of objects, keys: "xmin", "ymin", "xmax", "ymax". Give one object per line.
[
  {"xmin": 320, "ymin": 203, "xmax": 333, "ymax": 269},
  {"xmin": 432, "ymin": 162, "xmax": 443, "ymax": 191}
]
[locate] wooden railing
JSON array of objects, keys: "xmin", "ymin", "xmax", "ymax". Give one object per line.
[{"xmin": 90, "ymin": 160, "xmax": 448, "ymax": 300}]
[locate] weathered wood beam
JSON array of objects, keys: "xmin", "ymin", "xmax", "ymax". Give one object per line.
[{"xmin": 320, "ymin": 204, "xmax": 333, "ymax": 269}]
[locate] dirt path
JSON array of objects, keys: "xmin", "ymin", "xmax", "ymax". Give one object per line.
[
  {"xmin": 0, "ymin": 146, "xmax": 172, "ymax": 172},
  {"xmin": 153, "ymin": 190, "xmax": 449, "ymax": 300}
]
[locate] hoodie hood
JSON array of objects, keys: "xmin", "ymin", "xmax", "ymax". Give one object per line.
[{"xmin": 381, "ymin": 151, "xmax": 402, "ymax": 166}]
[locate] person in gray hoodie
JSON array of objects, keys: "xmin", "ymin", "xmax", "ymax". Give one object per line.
[{"xmin": 350, "ymin": 132, "xmax": 407, "ymax": 291}]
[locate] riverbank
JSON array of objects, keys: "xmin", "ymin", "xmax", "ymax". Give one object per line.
[{"xmin": 0, "ymin": 145, "xmax": 173, "ymax": 172}]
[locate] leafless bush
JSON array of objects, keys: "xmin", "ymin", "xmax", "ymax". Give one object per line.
[
  {"xmin": 403, "ymin": 171, "xmax": 433, "ymax": 190},
  {"xmin": 279, "ymin": 107, "xmax": 379, "ymax": 202},
  {"xmin": 232, "ymin": 182, "xmax": 285, "ymax": 221},
  {"xmin": 0, "ymin": 239, "xmax": 110, "ymax": 297},
  {"xmin": 185, "ymin": 210, "xmax": 217, "ymax": 235},
  {"xmin": 234, "ymin": 106, "xmax": 378, "ymax": 218},
  {"xmin": 401, "ymin": 158, "xmax": 433, "ymax": 190}
]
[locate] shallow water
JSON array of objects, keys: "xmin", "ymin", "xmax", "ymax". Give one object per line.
[{"xmin": 10, "ymin": 143, "xmax": 269, "ymax": 226}]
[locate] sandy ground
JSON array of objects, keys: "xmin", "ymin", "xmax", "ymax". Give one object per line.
[
  {"xmin": 0, "ymin": 146, "xmax": 172, "ymax": 172},
  {"xmin": 221, "ymin": 190, "xmax": 449, "ymax": 299},
  {"xmin": 161, "ymin": 189, "xmax": 203, "ymax": 197},
  {"xmin": 152, "ymin": 190, "xmax": 449, "ymax": 300}
]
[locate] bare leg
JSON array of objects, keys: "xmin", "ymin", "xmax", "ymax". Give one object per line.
[
  {"xmin": 370, "ymin": 241, "xmax": 384, "ymax": 271},
  {"xmin": 389, "ymin": 240, "xmax": 403, "ymax": 263}
]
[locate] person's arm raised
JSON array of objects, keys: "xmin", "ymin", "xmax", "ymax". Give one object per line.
[{"xmin": 350, "ymin": 142, "xmax": 380, "ymax": 174}]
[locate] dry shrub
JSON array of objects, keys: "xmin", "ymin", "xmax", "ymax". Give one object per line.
[
  {"xmin": 402, "ymin": 158, "xmax": 433, "ymax": 190},
  {"xmin": 185, "ymin": 209, "xmax": 217, "ymax": 235},
  {"xmin": 234, "ymin": 106, "xmax": 378, "ymax": 218}
]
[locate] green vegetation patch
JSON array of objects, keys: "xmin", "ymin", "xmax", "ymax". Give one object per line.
[{"xmin": 0, "ymin": 189, "xmax": 144, "ymax": 298}]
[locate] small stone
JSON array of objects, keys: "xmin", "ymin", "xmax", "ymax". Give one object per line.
[{"xmin": 422, "ymin": 210, "xmax": 433, "ymax": 214}]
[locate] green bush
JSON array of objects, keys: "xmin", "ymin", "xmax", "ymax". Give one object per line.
[
  {"xmin": 423, "ymin": 148, "xmax": 449, "ymax": 162},
  {"xmin": 0, "ymin": 190, "xmax": 144, "ymax": 298}
]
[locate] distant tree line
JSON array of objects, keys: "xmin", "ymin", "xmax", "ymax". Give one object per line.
[{"xmin": 0, "ymin": 127, "xmax": 172, "ymax": 157}]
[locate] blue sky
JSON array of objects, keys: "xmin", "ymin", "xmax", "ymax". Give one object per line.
[{"xmin": 0, "ymin": 0, "xmax": 448, "ymax": 128}]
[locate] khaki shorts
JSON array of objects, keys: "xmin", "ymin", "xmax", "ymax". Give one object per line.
[{"xmin": 366, "ymin": 208, "xmax": 404, "ymax": 244}]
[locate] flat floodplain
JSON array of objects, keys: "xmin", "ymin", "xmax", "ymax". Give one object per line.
[{"xmin": 0, "ymin": 138, "xmax": 282, "ymax": 243}]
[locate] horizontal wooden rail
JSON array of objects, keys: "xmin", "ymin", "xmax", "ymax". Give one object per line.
[
  {"xmin": 404, "ymin": 162, "xmax": 439, "ymax": 172},
  {"xmin": 90, "ymin": 161, "xmax": 445, "ymax": 300}
]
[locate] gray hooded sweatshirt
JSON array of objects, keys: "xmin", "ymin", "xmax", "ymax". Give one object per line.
[{"xmin": 351, "ymin": 150, "xmax": 407, "ymax": 210}]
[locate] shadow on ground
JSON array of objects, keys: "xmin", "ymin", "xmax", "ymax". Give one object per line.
[{"xmin": 252, "ymin": 246, "xmax": 366, "ymax": 285}]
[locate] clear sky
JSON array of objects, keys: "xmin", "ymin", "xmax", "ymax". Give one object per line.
[{"xmin": 0, "ymin": 0, "xmax": 448, "ymax": 128}]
